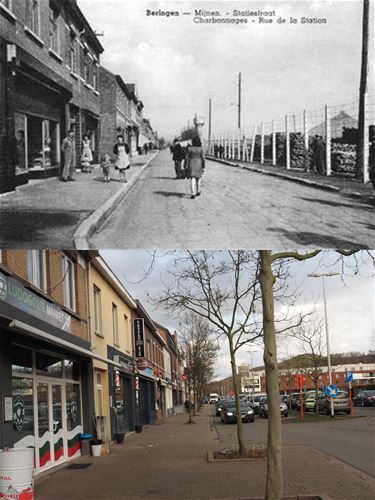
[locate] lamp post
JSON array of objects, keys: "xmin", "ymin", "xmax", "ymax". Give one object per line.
[{"xmin": 308, "ymin": 272, "xmax": 340, "ymax": 417}]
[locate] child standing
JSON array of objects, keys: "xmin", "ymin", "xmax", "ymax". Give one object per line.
[{"xmin": 101, "ymin": 153, "xmax": 111, "ymax": 182}]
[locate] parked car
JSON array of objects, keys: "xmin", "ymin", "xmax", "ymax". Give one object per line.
[
  {"xmin": 258, "ymin": 396, "xmax": 289, "ymax": 418},
  {"xmin": 247, "ymin": 393, "xmax": 268, "ymax": 415},
  {"xmin": 353, "ymin": 390, "xmax": 375, "ymax": 407},
  {"xmin": 221, "ymin": 401, "xmax": 255, "ymax": 424},
  {"xmin": 317, "ymin": 390, "xmax": 350, "ymax": 415},
  {"xmin": 215, "ymin": 398, "xmax": 232, "ymax": 417},
  {"xmin": 304, "ymin": 390, "xmax": 324, "ymax": 412}
]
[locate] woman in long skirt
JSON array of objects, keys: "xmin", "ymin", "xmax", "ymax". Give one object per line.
[
  {"xmin": 81, "ymin": 135, "xmax": 93, "ymax": 173},
  {"xmin": 186, "ymin": 136, "xmax": 205, "ymax": 199},
  {"xmin": 113, "ymin": 135, "xmax": 130, "ymax": 182}
]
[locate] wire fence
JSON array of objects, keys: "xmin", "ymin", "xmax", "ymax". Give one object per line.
[{"xmin": 210, "ymin": 95, "xmax": 375, "ymax": 183}]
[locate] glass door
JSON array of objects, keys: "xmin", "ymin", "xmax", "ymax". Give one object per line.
[
  {"xmin": 36, "ymin": 382, "xmax": 65, "ymax": 472},
  {"xmin": 37, "ymin": 383, "xmax": 51, "ymax": 470}
]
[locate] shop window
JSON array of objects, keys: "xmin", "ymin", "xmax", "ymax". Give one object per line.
[
  {"xmin": 64, "ymin": 360, "xmax": 80, "ymax": 380},
  {"xmin": 27, "ymin": 250, "xmax": 47, "ymax": 291},
  {"xmin": 112, "ymin": 303, "xmax": 119, "ymax": 345},
  {"xmin": 12, "ymin": 378, "xmax": 34, "ymax": 433},
  {"xmin": 66, "ymin": 383, "xmax": 81, "ymax": 432},
  {"xmin": 25, "ymin": 116, "xmax": 60, "ymax": 170},
  {"xmin": 49, "ymin": 5, "xmax": 60, "ymax": 54},
  {"xmin": 11, "ymin": 345, "xmax": 32, "ymax": 375},
  {"xmin": 62, "ymin": 254, "xmax": 76, "ymax": 311},
  {"xmin": 124, "ymin": 314, "xmax": 130, "ymax": 353},
  {"xmin": 36, "ymin": 352, "xmax": 63, "ymax": 378},
  {"xmin": 93, "ymin": 64, "xmax": 98, "ymax": 90},
  {"xmin": 26, "ymin": 0, "xmax": 41, "ymax": 36},
  {"xmin": 93, "ymin": 286, "xmax": 102, "ymax": 335},
  {"xmin": 15, "ymin": 113, "xmax": 27, "ymax": 171}
]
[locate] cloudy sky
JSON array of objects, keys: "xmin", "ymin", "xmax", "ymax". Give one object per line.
[
  {"xmin": 79, "ymin": 0, "xmax": 374, "ymax": 140},
  {"xmin": 100, "ymin": 250, "xmax": 374, "ymax": 379}
]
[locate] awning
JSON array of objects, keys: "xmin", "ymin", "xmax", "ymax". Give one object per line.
[{"xmin": 8, "ymin": 319, "xmax": 121, "ymax": 368}]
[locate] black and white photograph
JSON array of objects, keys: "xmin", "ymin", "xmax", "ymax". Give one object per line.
[
  {"xmin": 0, "ymin": 1, "xmax": 374, "ymax": 500},
  {"xmin": 0, "ymin": 0, "xmax": 374, "ymax": 248}
]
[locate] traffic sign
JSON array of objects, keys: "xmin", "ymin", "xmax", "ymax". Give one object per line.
[
  {"xmin": 345, "ymin": 371, "xmax": 353, "ymax": 383},
  {"xmin": 296, "ymin": 374, "xmax": 304, "ymax": 387},
  {"xmin": 325, "ymin": 384, "xmax": 338, "ymax": 398}
]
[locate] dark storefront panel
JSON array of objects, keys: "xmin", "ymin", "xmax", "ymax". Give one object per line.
[{"xmin": 138, "ymin": 378, "xmax": 156, "ymax": 426}]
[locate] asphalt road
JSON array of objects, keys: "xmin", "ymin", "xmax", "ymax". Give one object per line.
[
  {"xmin": 90, "ymin": 150, "xmax": 374, "ymax": 249},
  {"xmin": 213, "ymin": 406, "xmax": 375, "ymax": 477}
]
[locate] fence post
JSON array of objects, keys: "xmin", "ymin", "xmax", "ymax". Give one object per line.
[
  {"xmin": 303, "ymin": 109, "xmax": 309, "ymax": 172},
  {"xmin": 237, "ymin": 128, "xmax": 241, "ymax": 160},
  {"xmin": 250, "ymin": 125, "xmax": 256, "ymax": 163},
  {"xmin": 285, "ymin": 115, "xmax": 290, "ymax": 170},
  {"xmin": 260, "ymin": 122, "xmax": 265, "ymax": 164},
  {"xmin": 272, "ymin": 120, "xmax": 276, "ymax": 166},
  {"xmin": 225, "ymin": 133, "xmax": 229, "ymax": 158},
  {"xmin": 363, "ymin": 93, "xmax": 369, "ymax": 183},
  {"xmin": 232, "ymin": 130, "xmax": 235, "ymax": 159},
  {"xmin": 325, "ymin": 105, "xmax": 331, "ymax": 176}
]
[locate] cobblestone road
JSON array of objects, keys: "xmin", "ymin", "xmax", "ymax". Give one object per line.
[{"xmin": 91, "ymin": 150, "xmax": 374, "ymax": 249}]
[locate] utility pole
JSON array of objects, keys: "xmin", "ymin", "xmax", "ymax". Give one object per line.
[
  {"xmin": 356, "ymin": 0, "xmax": 369, "ymax": 180},
  {"xmin": 208, "ymin": 98, "xmax": 212, "ymax": 149}
]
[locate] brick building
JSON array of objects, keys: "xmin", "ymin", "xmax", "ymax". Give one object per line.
[
  {"xmin": 0, "ymin": 250, "xmax": 102, "ymax": 474},
  {"xmin": 0, "ymin": 0, "xmax": 103, "ymax": 193}
]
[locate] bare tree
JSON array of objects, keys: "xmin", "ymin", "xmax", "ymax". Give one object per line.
[
  {"xmin": 156, "ymin": 250, "xmax": 265, "ymax": 454},
  {"xmin": 290, "ymin": 320, "xmax": 326, "ymax": 416},
  {"xmin": 179, "ymin": 312, "xmax": 218, "ymax": 421},
  {"xmin": 258, "ymin": 250, "xmax": 363, "ymax": 500}
]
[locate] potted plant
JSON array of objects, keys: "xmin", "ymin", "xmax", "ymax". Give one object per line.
[
  {"xmin": 135, "ymin": 425, "xmax": 143, "ymax": 433},
  {"xmin": 90, "ymin": 438, "xmax": 103, "ymax": 457},
  {"xmin": 115, "ymin": 432, "xmax": 125, "ymax": 444}
]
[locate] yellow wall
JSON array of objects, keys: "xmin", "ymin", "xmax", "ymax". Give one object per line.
[{"xmin": 88, "ymin": 263, "xmax": 134, "ymax": 441}]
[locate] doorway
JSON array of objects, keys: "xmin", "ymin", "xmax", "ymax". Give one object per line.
[{"xmin": 36, "ymin": 381, "xmax": 65, "ymax": 471}]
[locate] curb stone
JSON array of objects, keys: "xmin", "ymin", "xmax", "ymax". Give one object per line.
[{"xmin": 73, "ymin": 152, "xmax": 157, "ymax": 249}]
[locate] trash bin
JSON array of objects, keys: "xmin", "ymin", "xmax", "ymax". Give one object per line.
[
  {"xmin": 80, "ymin": 434, "xmax": 93, "ymax": 456},
  {"xmin": 135, "ymin": 425, "xmax": 143, "ymax": 433},
  {"xmin": 0, "ymin": 447, "xmax": 34, "ymax": 500}
]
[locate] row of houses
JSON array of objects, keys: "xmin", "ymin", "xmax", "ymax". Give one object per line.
[
  {"xmin": 0, "ymin": 250, "xmax": 187, "ymax": 475},
  {"xmin": 0, "ymin": 0, "xmax": 158, "ymax": 194}
]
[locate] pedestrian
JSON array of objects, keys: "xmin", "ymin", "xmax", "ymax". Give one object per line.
[
  {"xmin": 219, "ymin": 144, "xmax": 224, "ymax": 158},
  {"xmin": 81, "ymin": 134, "xmax": 93, "ymax": 173},
  {"xmin": 184, "ymin": 400, "xmax": 190, "ymax": 413},
  {"xmin": 186, "ymin": 136, "xmax": 205, "ymax": 199},
  {"xmin": 113, "ymin": 134, "xmax": 130, "ymax": 183},
  {"xmin": 61, "ymin": 129, "xmax": 76, "ymax": 181},
  {"xmin": 172, "ymin": 139, "xmax": 185, "ymax": 179},
  {"xmin": 101, "ymin": 153, "xmax": 111, "ymax": 182}
]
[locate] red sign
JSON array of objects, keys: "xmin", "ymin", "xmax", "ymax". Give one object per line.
[
  {"xmin": 296, "ymin": 374, "xmax": 305, "ymax": 387},
  {"xmin": 136, "ymin": 358, "xmax": 148, "ymax": 371}
]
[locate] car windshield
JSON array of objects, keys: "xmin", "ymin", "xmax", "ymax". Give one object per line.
[{"xmin": 254, "ymin": 395, "xmax": 265, "ymax": 402}]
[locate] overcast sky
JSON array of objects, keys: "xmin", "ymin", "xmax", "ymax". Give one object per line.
[
  {"xmin": 79, "ymin": 0, "xmax": 374, "ymax": 140},
  {"xmin": 100, "ymin": 250, "xmax": 374, "ymax": 380}
]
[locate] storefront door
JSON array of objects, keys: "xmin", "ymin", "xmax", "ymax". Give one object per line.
[{"xmin": 36, "ymin": 381, "xmax": 65, "ymax": 472}]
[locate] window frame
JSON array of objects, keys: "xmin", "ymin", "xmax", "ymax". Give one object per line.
[
  {"xmin": 27, "ymin": 250, "xmax": 47, "ymax": 292},
  {"xmin": 93, "ymin": 285, "xmax": 102, "ymax": 336},
  {"xmin": 112, "ymin": 303, "xmax": 119, "ymax": 346},
  {"xmin": 62, "ymin": 254, "xmax": 76, "ymax": 312},
  {"xmin": 49, "ymin": 4, "xmax": 60, "ymax": 54},
  {"xmin": 26, "ymin": 0, "xmax": 41, "ymax": 37}
]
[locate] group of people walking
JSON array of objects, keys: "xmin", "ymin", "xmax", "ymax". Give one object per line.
[
  {"xmin": 61, "ymin": 130, "xmax": 131, "ymax": 183},
  {"xmin": 171, "ymin": 136, "xmax": 206, "ymax": 199}
]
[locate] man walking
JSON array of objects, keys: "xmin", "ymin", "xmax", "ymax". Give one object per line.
[
  {"xmin": 61, "ymin": 129, "xmax": 76, "ymax": 181},
  {"xmin": 171, "ymin": 139, "xmax": 185, "ymax": 179}
]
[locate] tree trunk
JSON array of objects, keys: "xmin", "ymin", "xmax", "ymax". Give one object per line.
[
  {"xmin": 259, "ymin": 251, "xmax": 283, "ymax": 500},
  {"xmin": 228, "ymin": 335, "xmax": 246, "ymax": 455},
  {"xmin": 193, "ymin": 378, "xmax": 197, "ymax": 416}
]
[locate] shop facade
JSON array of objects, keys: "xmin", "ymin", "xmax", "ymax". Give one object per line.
[{"xmin": 0, "ymin": 262, "xmax": 96, "ymax": 474}]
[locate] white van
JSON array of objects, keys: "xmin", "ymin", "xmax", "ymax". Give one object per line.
[{"xmin": 209, "ymin": 393, "xmax": 219, "ymax": 404}]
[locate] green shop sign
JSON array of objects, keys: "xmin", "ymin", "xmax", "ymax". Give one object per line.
[{"xmin": 0, "ymin": 272, "xmax": 71, "ymax": 332}]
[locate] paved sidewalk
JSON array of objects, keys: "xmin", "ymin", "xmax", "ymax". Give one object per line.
[
  {"xmin": 208, "ymin": 156, "xmax": 375, "ymax": 203},
  {"xmin": 34, "ymin": 406, "xmax": 375, "ymax": 500},
  {"xmin": 0, "ymin": 152, "xmax": 157, "ymax": 248}
]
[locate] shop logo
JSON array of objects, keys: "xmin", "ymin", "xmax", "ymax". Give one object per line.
[
  {"xmin": 70, "ymin": 399, "xmax": 78, "ymax": 421},
  {"xmin": 0, "ymin": 274, "xmax": 7, "ymax": 301},
  {"xmin": 13, "ymin": 395, "xmax": 25, "ymax": 431}
]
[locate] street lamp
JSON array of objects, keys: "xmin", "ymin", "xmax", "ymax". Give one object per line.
[{"xmin": 307, "ymin": 272, "xmax": 340, "ymax": 417}]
